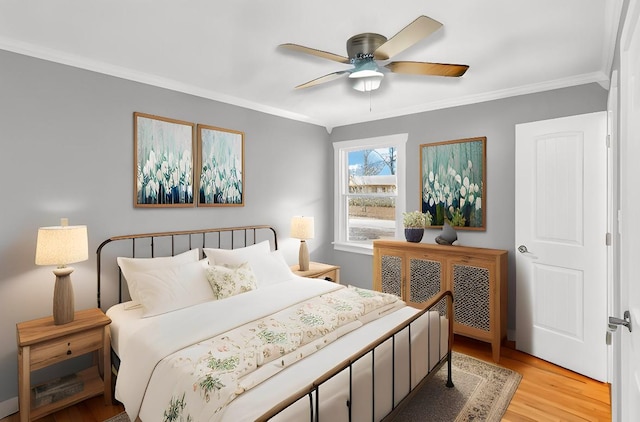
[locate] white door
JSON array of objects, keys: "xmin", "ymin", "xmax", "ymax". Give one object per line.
[
  {"xmin": 515, "ymin": 112, "xmax": 608, "ymax": 381},
  {"xmin": 616, "ymin": 0, "xmax": 640, "ymax": 418}
]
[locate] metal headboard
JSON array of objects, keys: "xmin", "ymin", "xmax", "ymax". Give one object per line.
[{"xmin": 96, "ymin": 225, "xmax": 278, "ymax": 309}]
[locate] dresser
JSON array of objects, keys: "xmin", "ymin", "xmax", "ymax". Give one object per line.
[{"xmin": 373, "ymin": 240, "xmax": 508, "ymax": 362}]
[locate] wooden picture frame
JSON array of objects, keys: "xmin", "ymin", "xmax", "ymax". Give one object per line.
[
  {"xmin": 420, "ymin": 137, "xmax": 486, "ymax": 230},
  {"xmin": 197, "ymin": 124, "xmax": 244, "ymax": 206},
  {"xmin": 134, "ymin": 112, "xmax": 196, "ymax": 207}
]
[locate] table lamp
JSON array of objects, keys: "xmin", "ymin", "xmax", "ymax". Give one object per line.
[
  {"xmin": 290, "ymin": 216, "xmax": 314, "ymax": 271},
  {"xmin": 35, "ymin": 218, "xmax": 88, "ymax": 325}
]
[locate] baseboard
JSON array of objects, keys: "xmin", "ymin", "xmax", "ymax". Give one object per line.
[{"xmin": 0, "ymin": 396, "xmax": 18, "ymax": 420}]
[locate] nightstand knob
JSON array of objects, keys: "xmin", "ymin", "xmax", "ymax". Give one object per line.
[{"xmin": 67, "ymin": 342, "xmax": 72, "ymax": 355}]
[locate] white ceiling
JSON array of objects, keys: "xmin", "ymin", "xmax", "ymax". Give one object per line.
[{"xmin": 0, "ymin": 1, "xmax": 622, "ymax": 131}]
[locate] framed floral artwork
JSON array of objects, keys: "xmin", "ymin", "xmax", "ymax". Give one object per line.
[
  {"xmin": 197, "ymin": 124, "xmax": 244, "ymax": 206},
  {"xmin": 420, "ymin": 137, "xmax": 486, "ymax": 230},
  {"xmin": 134, "ymin": 112, "xmax": 195, "ymax": 207}
]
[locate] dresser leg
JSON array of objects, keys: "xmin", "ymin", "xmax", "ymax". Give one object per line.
[{"xmin": 492, "ymin": 340, "xmax": 501, "ymax": 363}]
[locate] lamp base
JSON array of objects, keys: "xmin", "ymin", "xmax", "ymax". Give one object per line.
[
  {"xmin": 52, "ymin": 267, "xmax": 75, "ymax": 325},
  {"xmin": 298, "ymin": 240, "xmax": 310, "ymax": 271}
]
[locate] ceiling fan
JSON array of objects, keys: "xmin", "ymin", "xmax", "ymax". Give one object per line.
[{"xmin": 280, "ymin": 15, "xmax": 469, "ymax": 92}]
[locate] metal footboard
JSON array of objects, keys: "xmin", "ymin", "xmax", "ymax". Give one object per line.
[{"xmin": 256, "ymin": 290, "xmax": 454, "ymax": 422}]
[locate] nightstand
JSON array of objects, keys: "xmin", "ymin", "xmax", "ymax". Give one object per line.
[
  {"xmin": 16, "ymin": 308, "xmax": 111, "ymax": 421},
  {"xmin": 291, "ymin": 262, "xmax": 341, "ymax": 283}
]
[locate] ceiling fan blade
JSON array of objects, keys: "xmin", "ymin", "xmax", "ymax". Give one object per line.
[
  {"xmin": 295, "ymin": 71, "xmax": 349, "ymax": 89},
  {"xmin": 385, "ymin": 61, "xmax": 469, "ymax": 77},
  {"xmin": 374, "ymin": 15, "xmax": 443, "ymax": 60},
  {"xmin": 280, "ymin": 43, "xmax": 350, "ymax": 64}
]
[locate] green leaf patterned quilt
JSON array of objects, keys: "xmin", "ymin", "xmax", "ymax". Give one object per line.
[{"xmin": 124, "ymin": 282, "xmax": 403, "ymax": 422}]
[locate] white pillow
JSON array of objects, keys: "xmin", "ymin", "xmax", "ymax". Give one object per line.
[
  {"xmin": 203, "ymin": 240, "xmax": 271, "ymax": 266},
  {"xmin": 248, "ymin": 250, "xmax": 295, "ymax": 288},
  {"xmin": 135, "ymin": 259, "xmax": 214, "ymax": 317},
  {"xmin": 206, "ymin": 262, "xmax": 258, "ymax": 299},
  {"xmin": 117, "ymin": 249, "xmax": 200, "ymax": 302}
]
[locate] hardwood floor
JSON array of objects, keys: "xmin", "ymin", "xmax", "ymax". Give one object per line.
[
  {"xmin": 454, "ymin": 335, "xmax": 612, "ymax": 421},
  {"xmin": 0, "ymin": 395, "xmax": 124, "ymax": 422},
  {"xmin": 2, "ymin": 335, "xmax": 611, "ymax": 421}
]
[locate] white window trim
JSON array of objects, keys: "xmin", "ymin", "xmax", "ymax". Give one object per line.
[{"xmin": 333, "ymin": 133, "xmax": 407, "ymax": 255}]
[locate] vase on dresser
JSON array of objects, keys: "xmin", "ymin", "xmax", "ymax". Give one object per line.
[{"xmin": 404, "ymin": 228, "xmax": 424, "ymax": 243}]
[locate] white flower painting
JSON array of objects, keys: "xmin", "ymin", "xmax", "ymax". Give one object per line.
[
  {"xmin": 420, "ymin": 137, "xmax": 486, "ymax": 229},
  {"xmin": 135, "ymin": 113, "xmax": 195, "ymax": 207},
  {"xmin": 198, "ymin": 125, "xmax": 244, "ymax": 206}
]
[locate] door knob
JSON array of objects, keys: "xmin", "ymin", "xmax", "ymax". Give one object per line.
[
  {"xmin": 609, "ymin": 310, "xmax": 632, "ymax": 332},
  {"xmin": 517, "ymin": 245, "xmax": 529, "ymax": 254}
]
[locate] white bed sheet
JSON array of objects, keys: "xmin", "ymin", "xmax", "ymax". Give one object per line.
[
  {"xmin": 106, "ymin": 301, "xmax": 143, "ymax": 358},
  {"xmin": 107, "ymin": 277, "xmax": 449, "ymax": 421},
  {"xmin": 110, "ymin": 277, "xmax": 345, "ymax": 420}
]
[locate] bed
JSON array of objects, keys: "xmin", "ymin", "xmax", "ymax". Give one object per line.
[{"xmin": 96, "ymin": 225, "xmax": 454, "ymax": 421}]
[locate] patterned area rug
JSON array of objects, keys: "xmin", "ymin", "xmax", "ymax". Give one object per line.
[
  {"xmin": 104, "ymin": 413, "xmax": 129, "ymax": 422},
  {"xmin": 391, "ymin": 351, "xmax": 522, "ymax": 421},
  {"xmin": 104, "ymin": 352, "xmax": 521, "ymax": 422}
]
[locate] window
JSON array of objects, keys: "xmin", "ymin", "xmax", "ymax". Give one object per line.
[{"xmin": 333, "ymin": 134, "xmax": 407, "ymax": 254}]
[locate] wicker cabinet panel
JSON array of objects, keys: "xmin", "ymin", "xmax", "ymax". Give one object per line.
[
  {"xmin": 373, "ymin": 240, "xmax": 507, "ymax": 362},
  {"xmin": 409, "ymin": 258, "xmax": 442, "ymax": 308},
  {"xmin": 380, "ymin": 255, "xmax": 402, "ymax": 297},
  {"xmin": 452, "ymin": 264, "xmax": 490, "ymax": 331}
]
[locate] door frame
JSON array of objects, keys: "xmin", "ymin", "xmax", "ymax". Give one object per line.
[
  {"xmin": 612, "ymin": 0, "xmax": 640, "ymax": 419},
  {"xmin": 608, "ymin": 68, "xmax": 621, "ymax": 419}
]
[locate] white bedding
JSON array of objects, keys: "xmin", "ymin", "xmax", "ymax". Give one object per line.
[
  {"xmin": 106, "ymin": 302, "xmax": 143, "ymax": 358},
  {"xmin": 107, "ymin": 276, "xmax": 449, "ymax": 421},
  {"xmin": 227, "ymin": 306, "xmax": 448, "ymax": 422}
]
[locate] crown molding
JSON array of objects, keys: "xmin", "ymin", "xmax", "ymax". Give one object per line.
[
  {"xmin": 327, "ymin": 71, "xmax": 610, "ymax": 128},
  {"xmin": 0, "ymin": 37, "xmax": 326, "ymax": 127},
  {"xmin": 1, "ymin": 37, "xmax": 610, "ymax": 132}
]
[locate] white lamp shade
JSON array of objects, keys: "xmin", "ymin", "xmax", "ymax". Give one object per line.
[
  {"xmin": 291, "ymin": 216, "xmax": 315, "ymax": 240},
  {"xmin": 35, "ymin": 224, "xmax": 88, "ymax": 267}
]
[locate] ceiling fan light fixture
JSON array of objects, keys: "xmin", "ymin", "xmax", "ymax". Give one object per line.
[
  {"xmin": 282, "ymin": 16, "xmax": 467, "ymax": 91},
  {"xmin": 349, "ymin": 69, "xmax": 384, "ymax": 92}
]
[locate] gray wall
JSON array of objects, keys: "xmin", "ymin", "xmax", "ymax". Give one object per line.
[
  {"xmin": 329, "ymin": 83, "xmax": 608, "ymax": 336},
  {"xmin": 0, "ymin": 50, "xmax": 331, "ymax": 405},
  {"xmin": 0, "ymin": 47, "xmax": 608, "ymax": 409}
]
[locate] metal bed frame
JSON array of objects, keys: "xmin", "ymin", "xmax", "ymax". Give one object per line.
[
  {"xmin": 257, "ymin": 290, "xmax": 454, "ymax": 421},
  {"xmin": 96, "ymin": 225, "xmax": 277, "ymax": 308},
  {"xmin": 96, "ymin": 225, "xmax": 453, "ymax": 421}
]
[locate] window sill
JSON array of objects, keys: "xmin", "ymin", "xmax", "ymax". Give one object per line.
[{"xmin": 333, "ymin": 241, "xmax": 374, "ymax": 256}]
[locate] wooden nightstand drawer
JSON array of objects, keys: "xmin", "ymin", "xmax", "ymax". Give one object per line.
[
  {"xmin": 291, "ymin": 262, "xmax": 341, "ymax": 283},
  {"xmin": 30, "ymin": 327, "xmax": 103, "ymax": 370}
]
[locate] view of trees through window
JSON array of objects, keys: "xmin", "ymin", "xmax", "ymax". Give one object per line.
[{"xmin": 347, "ymin": 147, "xmax": 397, "ymax": 242}]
